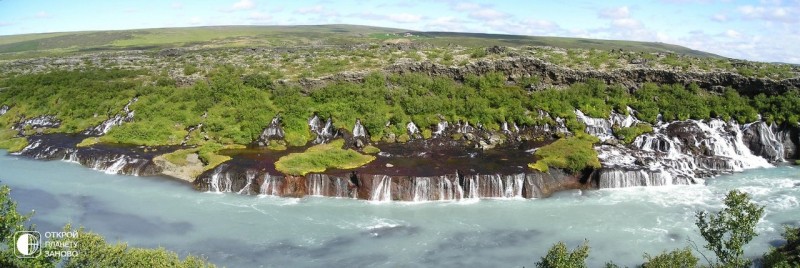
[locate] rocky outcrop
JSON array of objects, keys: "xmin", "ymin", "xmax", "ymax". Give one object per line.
[
  {"xmin": 385, "ymin": 57, "xmax": 799, "ymax": 96},
  {"xmin": 195, "ymin": 168, "xmax": 586, "ymax": 201},
  {"xmin": 153, "ymin": 153, "xmax": 204, "ymax": 182},
  {"xmin": 256, "ymin": 115, "xmax": 285, "ymax": 146},
  {"xmin": 14, "ymin": 134, "xmax": 162, "ymax": 176},
  {"xmin": 14, "ymin": 115, "xmax": 61, "ymax": 132}
]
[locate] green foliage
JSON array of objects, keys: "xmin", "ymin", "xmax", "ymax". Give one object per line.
[
  {"xmin": 614, "ymin": 123, "xmax": 653, "ymax": 144},
  {"xmin": 163, "ymin": 149, "xmax": 193, "ymax": 166},
  {"xmin": 530, "ymin": 134, "xmax": 601, "ymax": 173},
  {"xmin": 75, "ymin": 137, "xmax": 100, "ymax": 147},
  {"xmin": 275, "ymin": 139, "xmax": 375, "ymax": 175},
  {"xmin": 795, "ymin": 160, "xmax": 800, "ymax": 165},
  {"xmin": 0, "ymin": 137, "xmax": 28, "ymax": 153},
  {"xmin": 362, "ymin": 145, "xmax": 380, "ymax": 154},
  {"xmin": 642, "ymin": 247, "xmax": 699, "ymax": 268},
  {"xmin": 763, "ymin": 226, "xmax": 800, "ymax": 267},
  {"xmin": 469, "ymin": 47, "xmax": 487, "ymax": 58},
  {"xmin": 183, "ymin": 64, "xmax": 199, "ymax": 76},
  {"xmin": 535, "ymin": 241, "xmax": 590, "ymax": 268},
  {"xmin": 56, "ymin": 225, "xmax": 214, "ymax": 268},
  {"xmin": 696, "ymin": 190, "xmax": 765, "ymax": 267}
]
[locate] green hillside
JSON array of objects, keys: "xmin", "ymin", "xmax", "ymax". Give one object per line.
[{"xmin": 0, "ymin": 24, "xmax": 719, "ymax": 59}]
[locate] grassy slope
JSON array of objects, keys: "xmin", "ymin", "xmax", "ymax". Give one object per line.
[
  {"xmin": 0, "ymin": 24, "xmax": 718, "ymax": 59},
  {"xmin": 275, "ymin": 139, "xmax": 376, "ymax": 176}
]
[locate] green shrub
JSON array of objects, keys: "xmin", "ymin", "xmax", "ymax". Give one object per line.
[
  {"xmin": 0, "ymin": 137, "xmax": 28, "ymax": 153},
  {"xmin": 362, "ymin": 145, "xmax": 380, "ymax": 154},
  {"xmin": 642, "ymin": 248, "xmax": 698, "ymax": 268},
  {"xmin": 535, "ymin": 241, "xmax": 590, "ymax": 268},
  {"xmin": 613, "ymin": 123, "xmax": 653, "ymax": 144},
  {"xmin": 763, "ymin": 226, "xmax": 800, "ymax": 267},
  {"xmin": 529, "ymin": 134, "xmax": 601, "ymax": 173},
  {"xmin": 275, "ymin": 139, "xmax": 375, "ymax": 175}
]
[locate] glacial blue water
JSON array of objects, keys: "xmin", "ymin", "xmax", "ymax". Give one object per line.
[{"xmin": 1, "ymin": 150, "xmax": 798, "ymax": 267}]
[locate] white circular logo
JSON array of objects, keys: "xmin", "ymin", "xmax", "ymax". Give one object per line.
[{"xmin": 15, "ymin": 232, "xmax": 41, "ymax": 257}]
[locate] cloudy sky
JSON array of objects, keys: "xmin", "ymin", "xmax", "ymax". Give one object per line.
[{"xmin": 1, "ymin": 0, "xmax": 798, "ymax": 63}]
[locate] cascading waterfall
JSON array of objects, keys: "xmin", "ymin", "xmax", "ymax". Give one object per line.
[
  {"xmin": 370, "ymin": 175, "xmax": 392, "ymax": 202},
  {"xmin": 83, "ymin": 97, "xmax": 137, "ymax": 136},
  {"xmin": 307, "ymin": 174, "xmax": 329, "ymax": 196},
  {"xmin": 597, "ymin": 116, "xmax": 776, "ymax": 189},
  {"xmin": 14, "ymin": 115, "xmax": 61, "ymax": 130},
  {"xmin": 434, "ymin": 120, "xmax": 449, "ymax": 136},
  {"xmin": 353, "ymin": 119, "xmax": 367, "ymax": 138},
  {"xmin": 258, "ymin": 115, "xmax": 285, "ymax": 143},
  {"xmin": 103, "ymin": 156, "xmax": 129, "ymax": 174},
  {"xmin": 260, "ymin": 174, "xmax": 281, "ymax": 196},
  {"xmin": 743, "ymin": 121, "xmax": 786, "ymax": 162},
  {"xmin": 309, "ymin": 115, "xmax": 336, "ymax": 144},
  {"xmin": 0, "ymin": 105, "xmax": 9, "ymax": 116},
  {"xmin": 412, "ymin": 177, "xmax": 431, "ymax": 202},
  {"xmin": 237, "ymin": 170, "xmax": 256, "ymax": 195},
  {"xmin": 407, "ymin": 122, "xmax": 419, "ymax": 136},
  {"xmin": 208, "ymin": 165, "xmax": 232, "ymax": 193}
]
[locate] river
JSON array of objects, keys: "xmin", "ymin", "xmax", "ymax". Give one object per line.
[{"xmin": 1, "ymin": 150, "xmax": 798, "ymax": 267}]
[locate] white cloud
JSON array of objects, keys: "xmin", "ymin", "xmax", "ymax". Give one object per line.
[
  {"xmin": 712, "ymin": 13, "xmax": 728, "ymax": 22},
  {"xmin": 189, "ymin": 16, "xmax": 204, "ymax": 25},
  {"xmin": 248, "ymin": 11, "xmax": 272, "ymax": 23},
  {"xmin": 231, "ymin": 0, "xmax": 256, "ymax": 11},
  {"xmin": 599, "ymin": 6, "xmax": 630, "ymax": 19},
  {"xmin": 426, "ymin": 16, "xmax": 468, "ymax": 32},
  {"xmin": 454, "ymin": 2, "xmax": 482, "ymax": 11},
  {"xmin": 34, "ymin": 11, "xmax": 52, "ymax": 19},
  {"xmin": 725, "ymin": 29, "xmax": 741, "ymax": 38},
  {"xmin": 612, "ymin": 18, "xmax": 641, "ymax": 28},
  {"xmin": 737, "ymin": 4, "xmax": 798, "ymax": 23},
  {"xmin": 387, "ymin": 13, "xmax": 422, "ymax": 23},
  {"xmin": 0, "ymin": 21, "xmax": 13, "ymax": 27},
  {"xmin": 297, "ymin": 5, "xmax": 324, "ymax": 14},
  {"xmin": 469, "ymin": 9, "xmax": 506, "ymax": 20}
]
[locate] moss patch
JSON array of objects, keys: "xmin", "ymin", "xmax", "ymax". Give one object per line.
[
  {"xmin": 76, "ymin": 137, "xmax": 101, "ymax": 147},
  {"xmin": 613, "ymin": 123, "xmax": 653, "ymax": 144},
  {"xmin": 275, "ymin": 139, "xmax": 375, "ymax": 175},
  {"xmin": 529, "ymin": 134, "xmax": 600, "ymax": 173},
  {"xmin": 0, "ymin": 137, "xmax": 28, "ymax": 153},
  {"xmin": 362, "ymin": 145, "xmax": 381, "ymax": 154},
  {"xmin": 795, "ymin": 160, "xmax": 800, "ymax": 165},
  {"xmin": 163, "ymin": 149, "xmax": 193, "ymax": 166}
]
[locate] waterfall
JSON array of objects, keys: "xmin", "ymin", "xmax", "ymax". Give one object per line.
[
  {"xmin": 406, "ymin": 122, "xmax": 419, "ymax": 136},
  {"xmin": 598, "ymin": 118, "xmax": 774, "ymax": 189},
  {"xmin": 259, "ymin": 115, "xmax": 285, "ymax": 142},
  {"xmin": 598, "ymin": 169, "xmax": 683, "ymax": 188},
  {"xmin": 503, "ymin": 174, "xmax": 525, "ymax": 198},
  {"xmin": 237, "ymin": 170, "xmax": 256, "ymax": 195},
  {"xmin": 353, "ymin": 119, "xmax": 367, "ymax": 138},
  {"xmin": 0, "ymin": 105, "xmax": 9, "ymax": 116},
  {"xmin": 208, "ymin": 165, "xmax": 232, "ymax": 193},
  {"xmin": 412, "ymin": 177, "xmax": 431, "ymax": 202},
  {"xmin": 333, "ymin": 177, "xmax": 353, "ymax": 198},
  {"xmin": 743, "ymin": 121, "xmax": 786, "ymax": 162},
  {"xmin": 371, "ymin": 175, "xmax": 392, "ymax": 202},
  {"xmin": 307, "ymin": 174, "xmax": 330, "ymax": 196},
  {"xmin": 83, "ymin": 97, "xmax": 137, "ymax": 136},
  {"xmin": 103, "ymin": 156, "xmax": 128, "ymax": 174},
  {"xmin": 260, "ymin": 174, "xmax": 281, "ymax": 196},
  {"xmin": 434, "ymin": 121, "xmax": 449, "ymax": 136},
  {"xmin": 14, "ymin": 115, "xmax": 61, "ymax": 130},
  {"xmin": 309, "ymin": 115, "xmax": 336, "ymax": 144}
]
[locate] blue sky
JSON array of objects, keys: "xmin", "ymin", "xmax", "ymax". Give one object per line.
[{"xmin": 1, "ymin": 0, "xmax": 798, "ymax": 63}]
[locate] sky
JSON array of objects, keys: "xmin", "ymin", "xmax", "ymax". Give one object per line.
[{"xmin": 0, "ymin": 0, "xmax": 798, "ymax": 63}]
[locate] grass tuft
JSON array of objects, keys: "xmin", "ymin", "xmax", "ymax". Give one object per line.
[
  {"xmin": 275, "ymin": 139, "xmax": 375, "ymax": 175},
  {"xmin": 529, "ymin": 134, "xmax": 600, "ymax": 174}
]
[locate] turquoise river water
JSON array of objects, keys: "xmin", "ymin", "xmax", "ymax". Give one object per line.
[{"xmin": 1, "ymin": 150, "xmax": 798, "ymax": 267}]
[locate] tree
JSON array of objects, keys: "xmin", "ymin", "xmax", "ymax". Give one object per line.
[
  {"xmin": 536, "ymin": 241, "xmax": 590, "ymax": 268},
  {"xmin": 695, "ymin": 190, "xmax": 765, "ymax": 267},
  {"xmin": 762, "ymin": 226, "xmax": 800, "ymax": 267}
]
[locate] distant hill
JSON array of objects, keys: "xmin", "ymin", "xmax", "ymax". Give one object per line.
[{"xmin": 0, "ymin": 24, "xmax": 719, "ymax": 59}]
